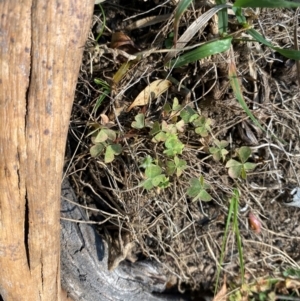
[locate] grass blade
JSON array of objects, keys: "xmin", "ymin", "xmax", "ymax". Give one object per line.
[
  {"xmin": 215, "ymin": 191, "xmax": 235, "ymax": 294},
  {"xmin": 169, "ymin": 37, "xmax": 232, "ymax": 68},
  {"xmin": 165, "ymin": 4, "xmax": 231, "ymax": 63},
  {"xmin": 174, "ymin": 0, "xmax": 193, "ymax": 45},
  {"xmin": 247, "ymin": 28, "xmax": 300, "ymax": 60},
  {"xmin": 228, "ymin": 47, "xmax": 265, "ymax": 133},
  {"xmin": 233, "ymin": 189, "xmax": 244, "ymax": 283},
  {"xmin": 234, "ymin": 0, "xmax": 300, "ymax": 8},
  {"xmin": 294, "ymin": 8, "xmax": 300, "ymax": 86},
  {"xmin": 215, "ymin": 0, "xmax": 228, "ymax": 35}
]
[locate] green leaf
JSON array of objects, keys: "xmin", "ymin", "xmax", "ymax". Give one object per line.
[
  {"xmin": 165, "ymin": 32, "xmax": 174, "ymax": 49},
  {"xmin": 195, "ymin": 126, "xmax": 208, "ymax": 137},
  {"xmin": 145, "ymin": 165, "xmax": 162, "ymax": 179},
  {"xmin": 226, "ymin": 159, "xmax": 243, "ymax": 179},
  {"xmin": 234, "ymin": 0, "xmax": 300, "ymax": 8},
  {"xmin": 166, "ymin": 161, "xmax": 176, "ymax": 175},
  {"xmin": 140, "ymin": 155, "xmax": 153, "ymax": 169},
  {"xmin": 194, "ymin": 116, "xmax": 211, "ymax": 137},
  {"xmin": 94, "ymin": 78, "xmax": 110, "ymax": 89},
  {"xmin": 229, "ymin": 62, "xmax": 266, "ymax": 134},
  {"xmin": 175, "ymin": 0, "xmax": 193, "ymax": 21},
  {"xmin": 173, "ymin": 0, "xmax": 194, "ymax": 45},
  {"xmin": 215, "ymin": 139, "xmax": 229, "ymax": 149},
  {"xmin": 104, "ymin": 143, "xmax": 122, "ymax": 163},
  {"xmin": 141, "ymin": 178, "xmax": 155, "ymax": 190},
  {"xmin": 247, "ymin": 28, "xmax": 300, "ymax": 60},
  {"xmin": 152, "ymin": 131, "xmax": 167, "ymax": 143},
  {"xmin": 150, "ymin": 121, "xmax": 161, "ymax": 135},
  {"xmin": 90, "ymin": 143, "xmax": 105, "ymax": 157},
  {"xmin": 237, "ymin": 146, "xmax": 252, "ymax": 163},
  {"xmin": 174, "ymin": 156, "xmax": 187, "ymax": 177},
  {"xmin": 131, "ymin": 113, "xmax": 145, "ymax": 129},
  {"xmin": 166, "ymin": 157, "xmax": 187, "ymax": 176},
  {"xmin": 209, "ymin": 147, "xmax": 229, "ymax": 162},
  {"xmin": 240, "ymin": 167, "xmax": 247, "ymax": 180},
  {"xmin": 198, "ymin": 190, "xmax": 213, "ymax": 202},
  {"xmin": 157, "ymin": 176, "xmax": 170, "ymax": 188},
  {"xmin": 152, "ymin": 174, "xmax": 167, "ymax": 186},
  {"xmin": 225, "ymin": 159, "xmax": 242, "ymax": 168},
  {"xmin": 95, "ymin": 128, "xmax": 116, "ymax": 143},
  {"xmin": 172, "ymin": 97, "xmax": 182, "ymax": 112},
  {"xmin": 243, "ymin": 162, "xmax": 257, "ymax": 171},
  {"xmin": 94, "ymin": 130, "xmax": 108, "ymax": 143},
  {"xmin": 180, "ymin": 106, "xmax": 198, "ymax": 123},
  {"xmin": 164, "ymin": 135, "xmax": 184, "ymax": 156},
  {"xmin": 283, "ymin": 268, "xmax": 300, "ymax": 278},
  {"xmin": 215, "ymin": 0, "xmax": 228, "ymax": 35},
  {"xmin": 163, "ymin": 103, "xmax": 172, "ymax": 115},
  {"xmin": 187, "ymin": 176, "xmax": 212, "ymax": 202},
  {"xmin": 209, "ymin": 139, "xmax": 229, "ymax": 162},
  {"xmin": 170, "ymin": 37, "xmax": 232, "ymax": 68}
]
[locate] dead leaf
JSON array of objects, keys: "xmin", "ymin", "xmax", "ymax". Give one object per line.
[
  {"xmin": 127, "ymin": 79, "xmax": 171, "ymax": 112},
  {"xmin": 100, "ymin": 114, "xmax": 110, "ymax": 125},
  {"xmin": 286, "ymin": 278, "xmax": 300, "ymax": 290},
  {"xmin": 125, "ymin": 14, "xmax": 171, "ymax": 31},
  {"xmin": 110, "ymin": 32, "xmax": 140, "ymax": 54},
  {"xmin": 213, "ymin": 276, "xmax": 227, "ymax": 301}
]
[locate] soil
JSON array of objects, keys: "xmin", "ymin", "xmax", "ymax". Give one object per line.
[{"xmin": 64, "ymin": 0, "xmax": 300, "ymax": 299}]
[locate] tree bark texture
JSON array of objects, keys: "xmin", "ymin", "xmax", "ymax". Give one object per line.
[{"xmin": 0, "ymin": 1, "xmax": 94, "ymax": 300}]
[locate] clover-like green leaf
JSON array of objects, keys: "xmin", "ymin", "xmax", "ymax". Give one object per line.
[
  {"xmin": 152, "ymin": 131, "xmax": 167, "ymax": 143},
  {"xmin": 209, "ymin": 139, "xmax": 229, "ymax": 161},
  {"xmin": 142, "ymin": 178, "xmax": 155, "ymax": 190},
  {"xmin": 174, "ymin": 156, "xmax": 187, "ymax": 177},
  {"xmin": 194, "ymin": 116, "xmax": 212, "ymax": 137},
  {"xmin": 163, "ymin": 103, "xmax": 172, "ymax": 115},
  {"xmin": 243, "ymin": 162, "xmax": 257, "ymax": 171},
  {"xmin": 225, "ymin": 159, "xmax": 243, "ymax": 179},
  {"xmin": 225, "ymin": 156, "xmax": 256, "ymax": 179},
  {"xmin": 172, "ymin": 97, "xmax": 182, "ymax": 112},
  {"xmin": 152, "ymin": 174, "xmax": 169, "ymax": 187},
  {"xmin": 187, "ymin": 176, "xmax": 212, "ymax": 202},
  {"xmin": 104, "ymin": 143, "xmax": 122, "ymax": 163},
  {"xmin": 166, "ymin": 160, "xmax": 176, "ymax": 175},
  {"xmin": 150, "ymin": 121, "xmax": 161, "ymax": 136},
  {"xmin": 180, "ymin": 106, "xmax": 198, "ymax": 123},
  {"xmin": 164, "ymin": 134, "xmax": 184, "ymax": 156},
  {"xmin": 131, "ymin": 113, "xmax": 145, "ymax": 129},
  {"xmin": 141, "ymin": 164, "xmax": 169, "ymax": 190},
  {"xmin": 237, "ymin": 146, "xmax": 252, "ymax": 163},
  {"xmin": 140, "ymin": 155, "xmax": 154, "ymax": 169},
  {"xmin": 166, "ymin": 156, "xmax": 187, "ymax": 177},
  {"xmin": 94, "ymin": 128, "xmax": 116, "ymax": 143},
  {"xmin": 145, "ymin": 165, "xmax": 162, "ymax": 179},
  {"xmin": 90, "ymin": 143, "xmax": 105, "ymax": 157}
]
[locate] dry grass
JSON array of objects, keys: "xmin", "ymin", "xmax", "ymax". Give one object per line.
[{"xmin": 64, "ymin": 0, "xmax": 300, "ymax": 295}]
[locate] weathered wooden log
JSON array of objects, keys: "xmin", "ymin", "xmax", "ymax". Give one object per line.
[
  {"xmin": 0, "ymin": 1, "xmax": 94, "ymax": 300},
  {"xmin": 61, "ymin": 179, "xmax": 191, "ymax": 301}
]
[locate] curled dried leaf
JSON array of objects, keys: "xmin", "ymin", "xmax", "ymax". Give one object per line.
[
  {"xmin": 248, "ymin": 212, "xmax": 261, "ymax": 234},
  {"xmin": 127, "ymin": 79, "xmax": 172, "ymax": 112},
  {"xmin": 111, "ymin": 32, "xmax": 140, "ymax": 54}
]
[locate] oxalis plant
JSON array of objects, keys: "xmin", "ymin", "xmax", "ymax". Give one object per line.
[
  {"xmin": 135, "ymin": 98, "xmax": 216, "ymax": 194},
  {"xmin": 90, "ymin": 127, "xmax": 122, "ymax": 163},
  {"xmin": 226, "ymin": 146, "xmax": 257, "ymax": 179}
]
